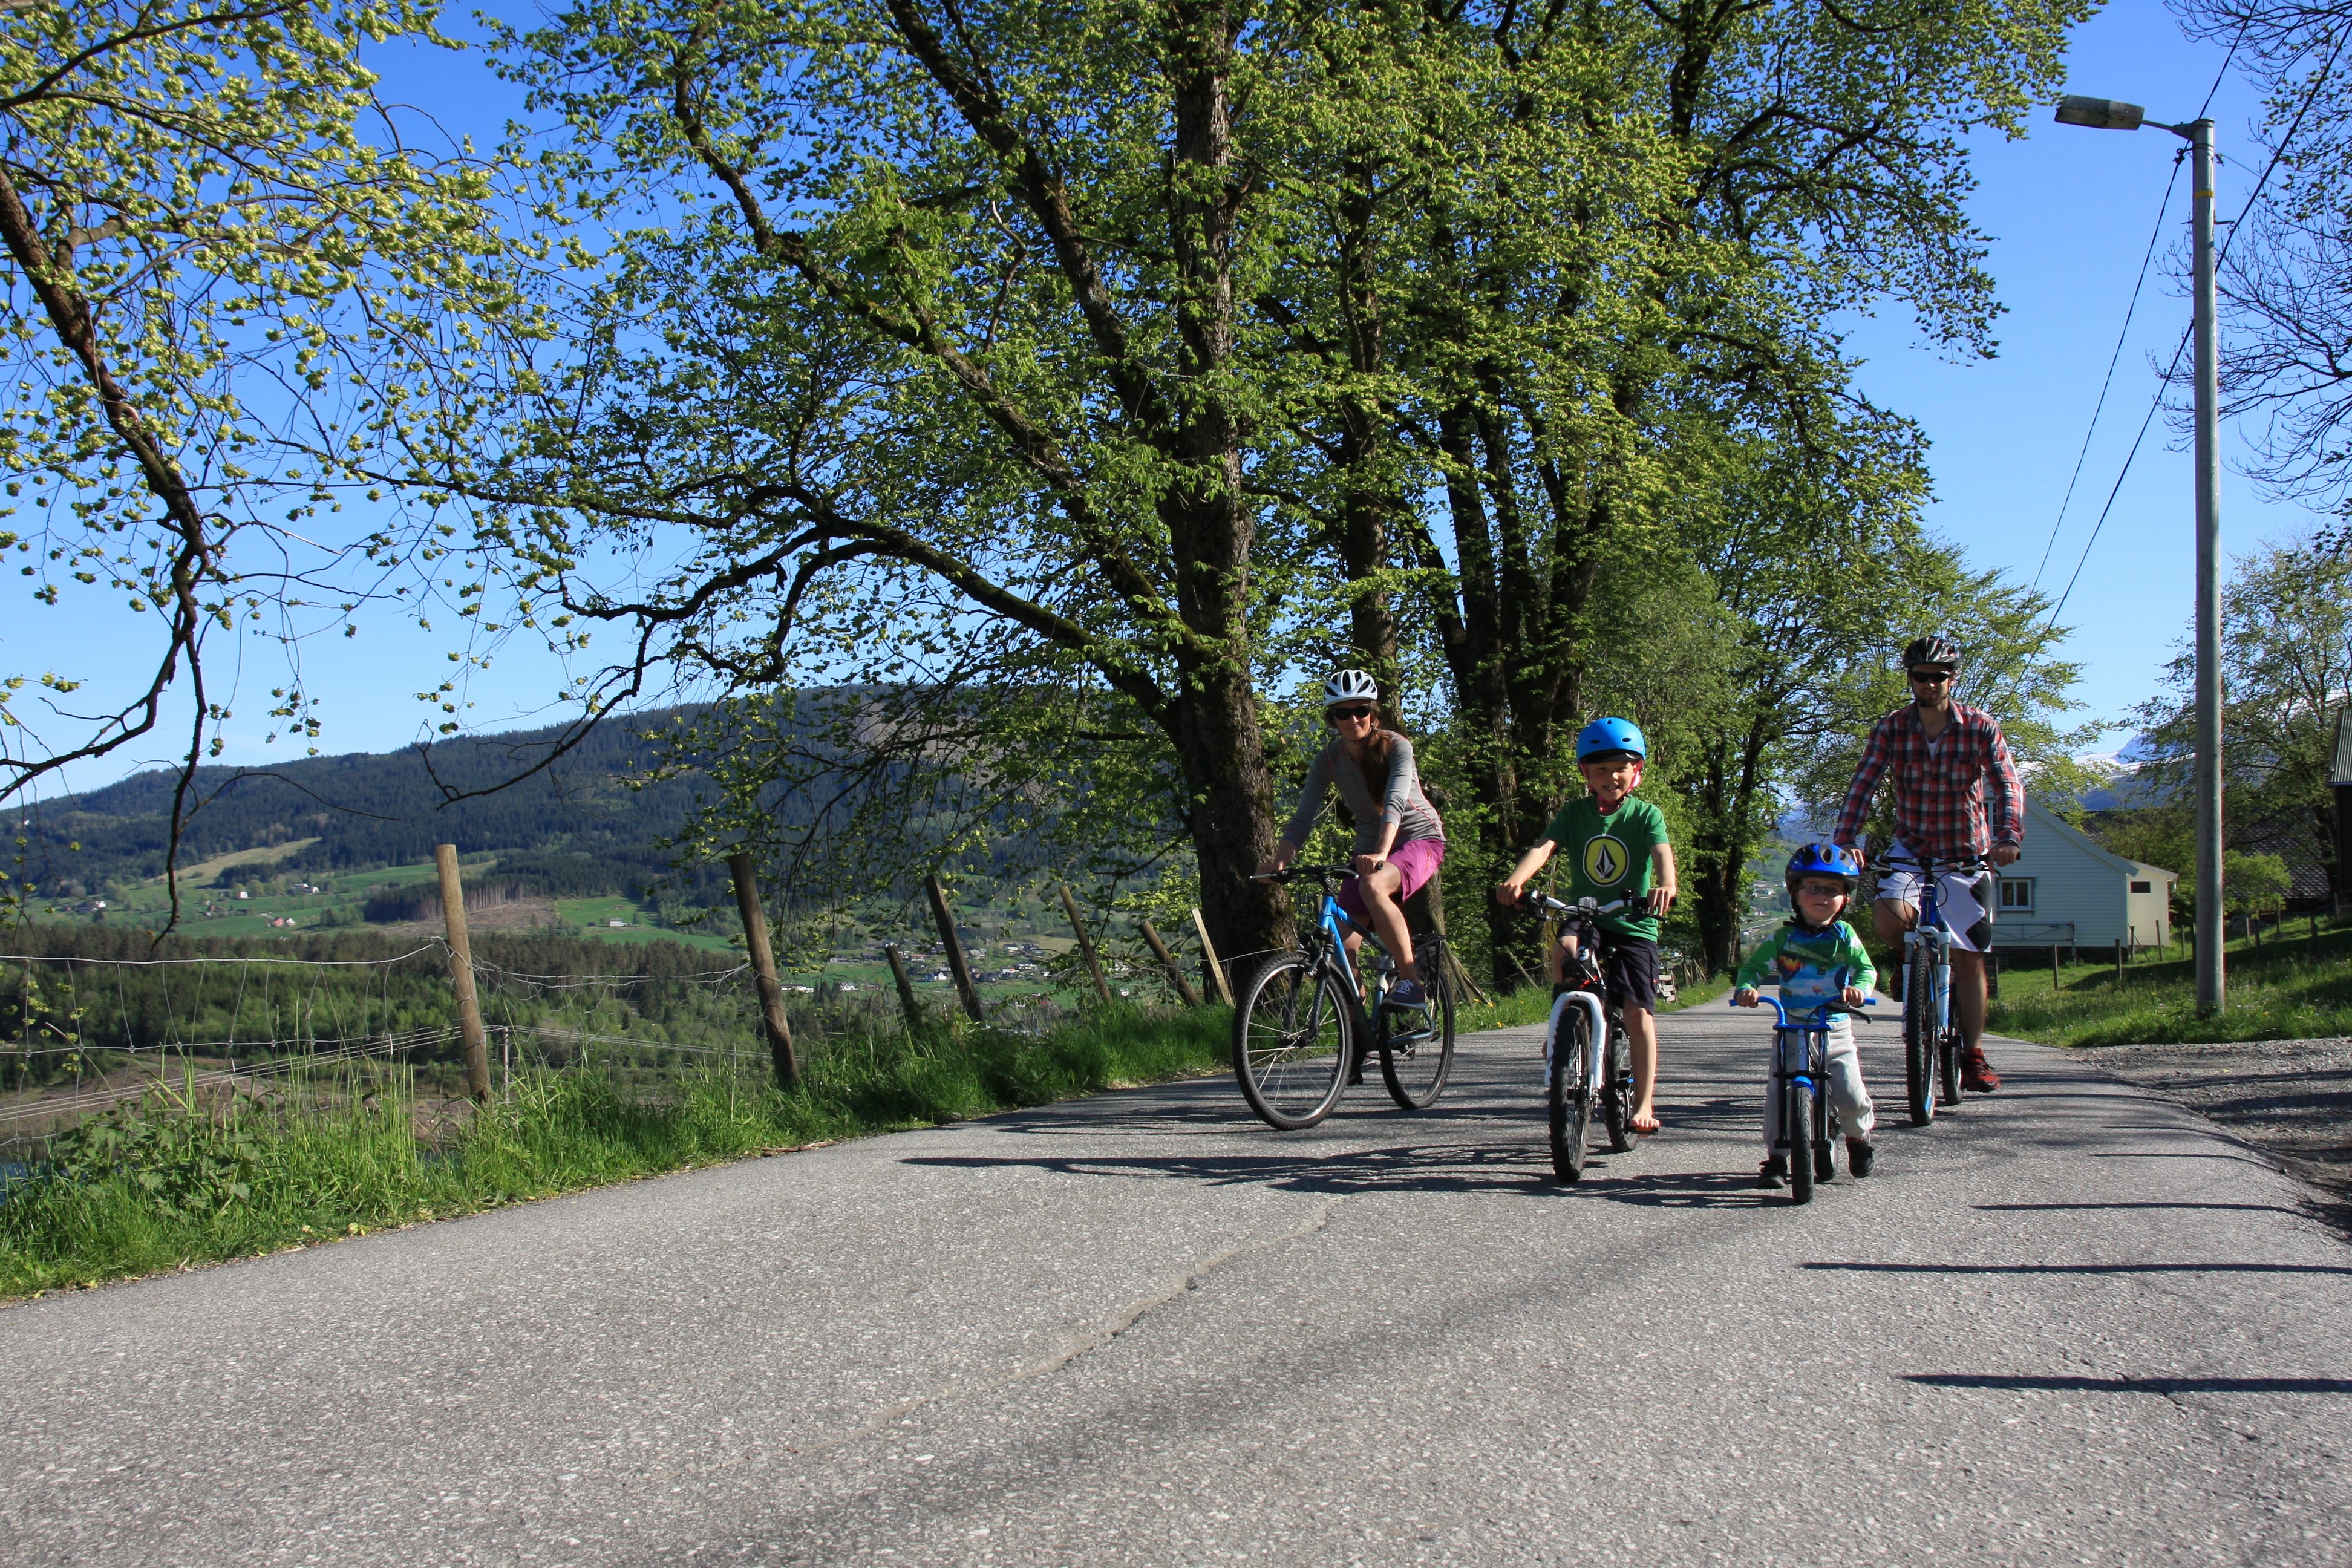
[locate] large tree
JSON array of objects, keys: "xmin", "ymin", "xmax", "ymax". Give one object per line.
[
  {"xmin": 1258, "ymin": 0, "xmax": 2088, "ymax": 979},
  {"xmin": 408, "ymin": 0, "xmax": 2083, "ymax": 968}
]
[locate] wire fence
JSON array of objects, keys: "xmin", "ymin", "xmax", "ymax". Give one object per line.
[{"xmin": 0, "ymin": 926, "xmax": 1202, "ymax": 1163}]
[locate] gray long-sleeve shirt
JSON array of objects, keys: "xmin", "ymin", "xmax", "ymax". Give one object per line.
[{"xmin": 1281, "ymin": 733, "xmax": 1446, "ymax": 855}]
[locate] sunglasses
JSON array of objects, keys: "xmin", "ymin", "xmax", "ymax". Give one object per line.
[
  {"xmin": 1908, "ymin": 669, "xmax": 1953, "ymax": 685},
  {"xmin": 1328, "ymin": 704, "xmax": 1377, "ymax": 722}
]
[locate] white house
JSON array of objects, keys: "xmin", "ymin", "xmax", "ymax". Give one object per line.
[{"xmin": 1986, "ymin": 797, "xmax": 2179, "ymax": 955}]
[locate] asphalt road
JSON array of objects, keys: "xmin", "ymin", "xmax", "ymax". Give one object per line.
[{"xmin": 6, "ymin": 1004, "xmax": 2351, "ymax": 1567}]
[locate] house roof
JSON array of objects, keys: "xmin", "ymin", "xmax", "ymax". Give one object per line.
[
  {"xmin": 2333, "ymin": 708, "xmax": 2352, "ymax": 788},
  {"xmin": 2024, "ymin": 797, "xmax": 2180, "ymax": 883}
]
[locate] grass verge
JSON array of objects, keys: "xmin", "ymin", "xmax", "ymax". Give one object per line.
[
  {"xmin": 1987, "ymin": 917, "xmax": 2352, "ymax": 1048},
  {"xmin": 0, "ymin": 1004, "xmax": 1231, "ymax": 1299}
]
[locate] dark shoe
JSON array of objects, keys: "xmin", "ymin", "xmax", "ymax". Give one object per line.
[
  {"xmin": 1962, "ymin": 1050, "xmax": 2001, "ymax": 1093},
  {"xmin": 1757, "ymin": 1157, "xmax": 1788, "ymax": 1190},
  {"xmin": 1383, "ymin": 979, "xmax": 1428, "ymax": 1011},
  {"xmin": 1847, "ymin": 1139, "xmax": 1875, "ymax": 1178}
]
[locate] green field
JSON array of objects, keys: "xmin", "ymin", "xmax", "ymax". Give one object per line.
[{"xmin": 1988, "ymin": 915, "xmax": 2352, "ymax": 1048}]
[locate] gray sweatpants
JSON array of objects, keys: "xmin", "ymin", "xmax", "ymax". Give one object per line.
[{"xmin": 1763, "ymin": 1015, "xmax": 1875, "ymax": 1151}]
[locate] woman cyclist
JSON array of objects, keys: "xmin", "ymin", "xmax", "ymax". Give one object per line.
[{"xmin": 1259, "ymin": 670, "xmax": 1446, "ymax": 1010}]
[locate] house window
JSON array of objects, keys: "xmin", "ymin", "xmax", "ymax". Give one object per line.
[
  {"xmin": 1999, "ymin": 878, "xmax": 2036, "ymax": 911},
  {"xmin": 2130, "ymin": 880, "xmax": 2152, "ymax": 893}
]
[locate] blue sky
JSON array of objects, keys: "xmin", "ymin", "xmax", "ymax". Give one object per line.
[
  {"xmin": 1842, "ymin": 0, "xmax": 2305, "ymax": 746},
  {"xmin": 9, "ymin": 0, "xmax": 2319, "ymax": 792}
]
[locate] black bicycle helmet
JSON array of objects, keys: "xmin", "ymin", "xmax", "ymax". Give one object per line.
[{"xmin": 1901, "ymin": 634, "xmax": 1961, "ymax": 672}]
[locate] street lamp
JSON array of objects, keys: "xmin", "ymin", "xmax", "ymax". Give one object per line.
[{"xmin": 2054, "ymin": 94, "xmax": 2225, "ymax": 1017}]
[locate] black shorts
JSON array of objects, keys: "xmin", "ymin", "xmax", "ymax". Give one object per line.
[{"xmin": 1599, "ymin": 935, "xmax": 1659, "ymax": 1013}]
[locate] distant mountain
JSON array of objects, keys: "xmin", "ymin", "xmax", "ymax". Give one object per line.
[{"xmin": 15, "ymin": 708, "xmax": 720, "ymax": 898}]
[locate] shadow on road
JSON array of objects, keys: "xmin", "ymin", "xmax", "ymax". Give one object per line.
[
  {"xmin": 1806, "ymin": 1260, "xmax": 2352, "ymax": 1276},
  {"xmin": 902, "ymin": 1141, "xmax": 1578, "ymax": 1195},
  {"xmin": 1906, "ymin": 1374, "xmax": 2352, "ymax": 1394},
  {"xmin": 1975, "ymin": 1201, "xmax": 2306, "ymax": 1217}
]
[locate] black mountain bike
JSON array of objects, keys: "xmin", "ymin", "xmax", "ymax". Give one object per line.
[
  {"xmin": 1230, "ymin": 866, "xmax": 1458, "ymax": 1129},
  {"xmin": 1517, "ymin": 890, "xmax": 1636, "ymax": 1182}
]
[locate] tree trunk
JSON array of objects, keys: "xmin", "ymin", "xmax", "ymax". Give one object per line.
[{"xmin": 1157, "ymin": 4, "xmax": 1287, "ymax": 969}]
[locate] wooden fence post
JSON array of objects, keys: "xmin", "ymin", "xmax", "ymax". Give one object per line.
[
  {"xmin": 1191, "ymin": 907, "xmax": 1234, "ymax": 1006},
  {"xmin": 2051, "ymin": 944, "xmax": 2061, "ymax": 991},
  {"xmin": 1057, "ymin": 884, "xmax": 1114, "ymax": 1005},
  {"xmin": 434, "ymin": 844, "xmax": 494, "ymax": 1102},
  {"xmin": 925, "ymin": 872, "xmax": 985, "ymax": 1022},
  {"xmin": 883, "ymin": 943, "xmax": 926, "ymax": 1037},
  {"xmin": 1137, "ymin": 920, "xmax": 1203, "ymax": 1007},
  {"xmin": 727, "ymin": 852, "xmax": 800, "ymax": 1089}
]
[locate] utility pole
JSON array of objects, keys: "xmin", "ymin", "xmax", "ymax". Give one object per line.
[
  {"xmin": 2055, "ymin": 96, "xmax": 2226, "ymax": 1015},
  {"xmin": 2188, "ymin": 116, "xmax": 2226, "ymax": 1017}
]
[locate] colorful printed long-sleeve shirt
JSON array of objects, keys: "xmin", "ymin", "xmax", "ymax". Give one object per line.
[
  {"xmin": 1832, "ymin": 700, "xmax": 2024, "ymax": 864},
  {"xmin": 1734, "ymin": 919, "xmax": 1877, "ymax": 1008}
]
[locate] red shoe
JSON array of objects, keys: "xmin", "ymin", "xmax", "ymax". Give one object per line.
[{"xmin": 1962, "ymin": 1049, "xmax": 2001, "ymax": 1093}]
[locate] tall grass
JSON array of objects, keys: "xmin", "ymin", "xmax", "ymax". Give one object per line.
[
  {"xmin": 1987, "ymin": 918, "xmax": 2352, "ymax": 1048},
  {"xmin": 0, "ymin": 1004, "xmax": 1233, "ymax": 1298}
]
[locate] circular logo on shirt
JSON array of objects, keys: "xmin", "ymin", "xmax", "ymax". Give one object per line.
[{"xmin": 1583, "ymin": 834, "xmax": 1631, "ymax": 886}]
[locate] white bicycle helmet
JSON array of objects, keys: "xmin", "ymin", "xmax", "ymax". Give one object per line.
[{"xmin": 1322, "ymin": 669, "xmax": 1380, "ymax": 709}]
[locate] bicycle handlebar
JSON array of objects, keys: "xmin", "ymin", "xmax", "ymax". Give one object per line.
[
  {"xmin": 1729, "ymin": 994, "xmax": 1878, "ymax": 1027},
  {"xmin": 1252, "ymin": 864, "xmax": 1357, "ymax": 886},
  {"xmin": 1517, "ymin": 890, "xmax": 1632, "ymax": 918},
  {"xmin": 1876, "ymin": 853, "xmax": 1991, "ymax": 875}
]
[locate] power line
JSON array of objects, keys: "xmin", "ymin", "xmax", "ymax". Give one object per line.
[
  {"xmin": 2033, "ymin": 155, "xmax": 2184, "ymax": 589},
  {"xmin": 2043, "ymin": 24, "xmax": 2349, "ymax": 624}
]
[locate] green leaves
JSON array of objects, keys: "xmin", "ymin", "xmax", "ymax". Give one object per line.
[{"xmin": 0, "ymin": 0, "xmax": 532, "ymax": 914}]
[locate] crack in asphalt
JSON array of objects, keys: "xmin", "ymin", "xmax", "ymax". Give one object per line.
[{"xmin": 652, "ymin": 1197, "xmax": 1342, "ymax": 1480}]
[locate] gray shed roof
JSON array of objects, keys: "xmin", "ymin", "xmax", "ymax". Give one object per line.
[
  {"xmin": 2025, "ymin": 797, "xmax": 2179, "ymax": 883},
  {"xmin": 2333, "ymin": 707, "xmax": 2352, "ymax": 789}
]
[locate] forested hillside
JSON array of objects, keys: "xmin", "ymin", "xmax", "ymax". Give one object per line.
[{"xmin": 17, "ymin": 709, "xmax": 716, "ymax": 901}]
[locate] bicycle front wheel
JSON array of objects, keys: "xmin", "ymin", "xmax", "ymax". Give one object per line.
[
  {"xmin": 1903, "ymin": 947, "xmax": 1936, "ymax": 1126},
  {"xmin": 1786, "ymin": 1080, "xmax": 1817, "ymax": 1204},
  {"xmin": 1938, "ymin": 1023, "xmax": 1964, "ymax": 1108},
  {"xmin": 1548, "ymin": 1006, "xmax": 1596, "ymax": 1183},
  {"xmin": 1379, "ymin": 935, "xmax": 1457, "ymax": 1111},
  {"xmin": 1233, "ymin": 953, "xmax": 1352, "ymax": 1130},
  {"xmin": 1603, "ymin": 1019, "xmax": 1635, "ymax": 1152}
]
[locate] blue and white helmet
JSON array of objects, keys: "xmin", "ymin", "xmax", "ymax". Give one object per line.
[
  {"xmin": 1575, "ymin": 716, "xmax": 1647, "ymax": 762},
  {"xmin": 1784, "ymin": 842, "xmax": 1863, "ymax": 895}
]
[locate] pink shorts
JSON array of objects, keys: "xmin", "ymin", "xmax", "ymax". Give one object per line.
[{"xmin": 1336, "ymin": 837, "xmax": 1445, "ymax": 930}]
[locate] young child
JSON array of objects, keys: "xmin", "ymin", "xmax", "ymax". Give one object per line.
[
  {"xmin": 1494, "ymin": 717, "xmax": 1677, "ymax": 1134},
  {"xmin": 1733, "ymin": 843, "xmax": 1878, "ymax": 1187}
]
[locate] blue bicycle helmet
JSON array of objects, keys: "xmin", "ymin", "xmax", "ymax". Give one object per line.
[
  {"xmin": 1784, "ymin": 842, "xmax": 1863, "ymax": 894},
  {"xmin": 1575, "ymin": 717, "xmax": 1647, "ymax": 762}
]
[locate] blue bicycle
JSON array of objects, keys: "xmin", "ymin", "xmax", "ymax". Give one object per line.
[
  {"xmin": 1233, "ymin": 866, "xmax": 1457, "ymax": 1128},
  {"xmin": 1879, "ymin": 852, "xmax": 1988, "ymax": 1126},
  {"xmin": 1731, "ymin": 991, "xmax": 1877, "ymax": 1204}
]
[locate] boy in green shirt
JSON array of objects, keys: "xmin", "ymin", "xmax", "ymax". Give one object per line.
[
  {"xmin": 1494, "ymin": 717, "xmax": 1677, "ymax": 1134},
  {"xmin": 1733, "ymin": 843, "xmax": 1879, "ymax": 1186}
]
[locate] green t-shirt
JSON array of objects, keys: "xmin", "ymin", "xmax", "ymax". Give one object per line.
[{"xmin": 1538, "ymin": 794, "xmax": 1668, "ymax": 941}]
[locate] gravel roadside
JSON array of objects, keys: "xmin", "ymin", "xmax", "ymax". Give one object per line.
[{"xmin": 2079, "ymin": 1037, "xmax": 2352, "ymax": 1206}]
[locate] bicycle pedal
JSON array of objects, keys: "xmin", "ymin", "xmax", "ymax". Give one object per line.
[{"xmin": 1387, "ymin": 1027, "xmax": 1433, "ymax": 1044}]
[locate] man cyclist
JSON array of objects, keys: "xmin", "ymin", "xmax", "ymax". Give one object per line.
[{"xmin": 1832, "ymin": 634, "xmax": 2023, "ymax": 1094}]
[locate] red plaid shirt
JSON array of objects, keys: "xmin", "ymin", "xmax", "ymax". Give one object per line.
[{"xmin": 1833, "ymin": 700, "xmax": 2024, "ymax": 863}]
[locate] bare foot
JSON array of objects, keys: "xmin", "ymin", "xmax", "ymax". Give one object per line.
[{"xmin": 1631, "ymin": 1111, "xmax": 1662, "ymax": 1135}]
